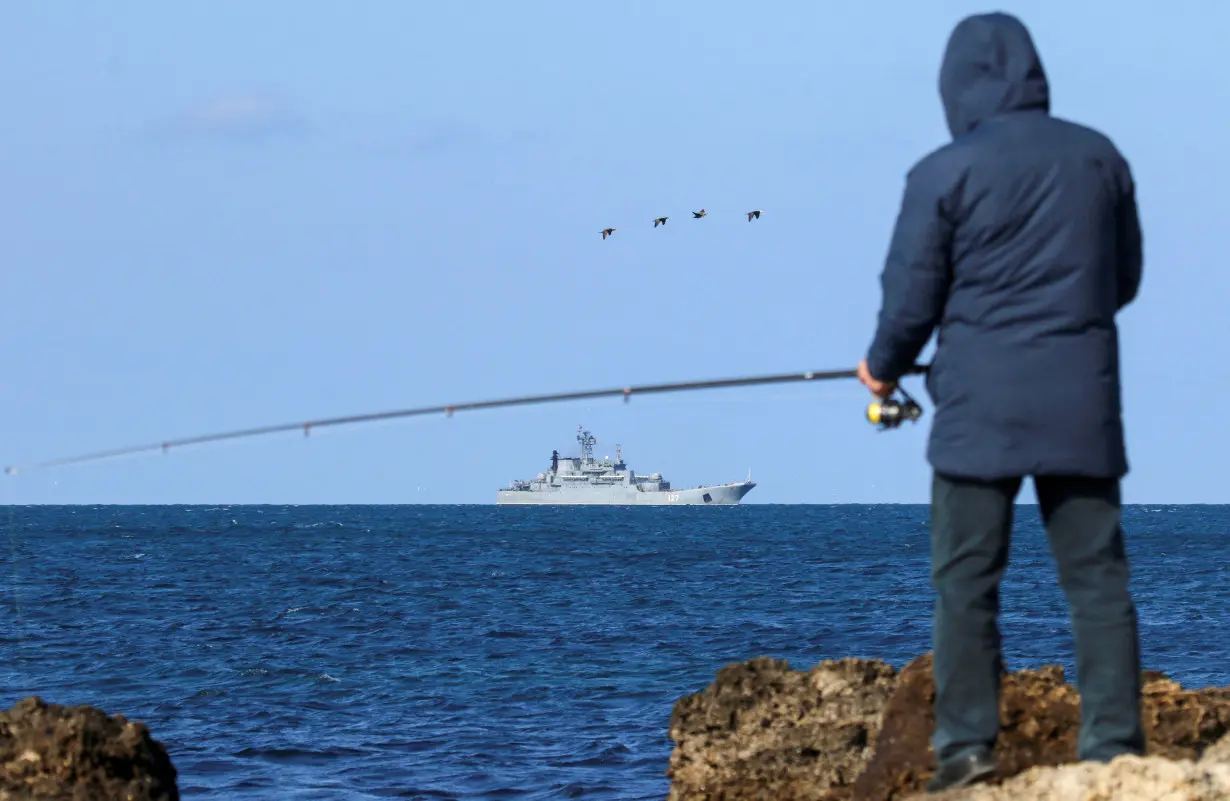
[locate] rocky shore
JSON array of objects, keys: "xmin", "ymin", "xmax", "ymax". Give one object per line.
[
  {"xmin": 668, "ymin": 652, "xmax": 1230, "ymax": 800},
  {"xmin": 0, "ymin": 697, "xmax": 177, "ymax": 801},
  {"xmin": 5, "ymin": 652, "xmax": 1230, "ymax": 799}
]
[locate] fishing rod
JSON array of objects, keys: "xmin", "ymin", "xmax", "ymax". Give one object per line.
[{"xmin": 2, "ymin": 364, "xmax": 927, "ymax": 476}]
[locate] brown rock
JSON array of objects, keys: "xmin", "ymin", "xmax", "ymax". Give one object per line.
[
  {"xmin": 850, "ymin": 653, "xmax": 1230, "ymax": 800},
  {"xmin": 666, "ymin": 656, "xmax": 899, "ymax": 800},
  {"xmin": 0, "ymin": 696, "xmax": 178, "ymax": 801},
  {"xmin": 667, "ymin": 653, "xmax": 1230, "ymax": 801},
  {"xmin": 929, "ymin": 733, "xmax": 1230, "ymax": 800}
]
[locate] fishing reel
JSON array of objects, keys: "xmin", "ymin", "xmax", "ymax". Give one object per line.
[{"xmin": 866, "ymin": 386, "xmax": 924, "ymax": 432}]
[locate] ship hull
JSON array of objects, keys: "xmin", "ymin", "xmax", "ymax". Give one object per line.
[{"xmin": 496, "ymin": 480, "xmax": 755, "ymax": 506}]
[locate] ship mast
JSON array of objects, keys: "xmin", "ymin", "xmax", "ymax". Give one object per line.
[{"xmin": 577, "ymin": 425, "xmax": 596, "ymax": 464}]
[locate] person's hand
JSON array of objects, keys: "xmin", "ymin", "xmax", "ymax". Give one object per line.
[{"xmin": 858, "ymin": 358, "xmax": 896, "ymax": 399}]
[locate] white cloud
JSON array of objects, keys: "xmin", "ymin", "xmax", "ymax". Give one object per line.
[{"xmin": 155, "ymin": 92, "xmax": 313, "ymax": 143}]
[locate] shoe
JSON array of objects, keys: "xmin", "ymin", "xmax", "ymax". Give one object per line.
[{"xmin": 926, "ymin": 749, "xmax": 996, "ymax": 793}]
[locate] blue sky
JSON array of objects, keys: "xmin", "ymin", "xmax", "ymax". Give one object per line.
[{"xmin": 1, "ymin": 2, "xmax": 1221, "ymax": 504}]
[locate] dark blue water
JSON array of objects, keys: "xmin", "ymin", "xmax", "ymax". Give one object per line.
[{"xmin": 2, "ymin": 505, "xmax": 1227, "ymax": 799}]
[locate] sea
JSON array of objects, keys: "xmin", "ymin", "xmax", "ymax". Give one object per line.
[{"xmin": 2, "ymin": 504, "xmax": 1227, "ymax": 799}]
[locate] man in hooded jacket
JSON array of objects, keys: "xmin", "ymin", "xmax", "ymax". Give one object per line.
[{"xmin": 857, "ymin": 12, "xmax": 1145, "ymax": 792}]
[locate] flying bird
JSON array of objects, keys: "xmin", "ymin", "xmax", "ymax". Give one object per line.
[
  {"xmin": 601, "ymin": 227, "xmax": 615, "ymax": 239},
  {"xmin": 692, "ymin": 209, "xmax": 707, "ymax": 219},
  {"xmin": 746, "ymin": 210, "xmax": 762, "ymax": 221},
  {"xmin": 653, "ymin": 216, "xmax": 668, "ymax": 227}
]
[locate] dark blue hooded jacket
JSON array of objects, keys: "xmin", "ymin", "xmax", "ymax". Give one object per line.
[{"xmin": 865, "ymin": 12, "xmax": 1143, "ymax": 480}]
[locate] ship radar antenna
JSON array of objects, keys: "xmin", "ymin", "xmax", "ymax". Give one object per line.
[{"xmin": 616, "ymin": 444, "xmax": 622, "ymax": 464}]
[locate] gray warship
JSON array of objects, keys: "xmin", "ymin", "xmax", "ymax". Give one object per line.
[{"xmin": 496, "ymin": 426, "xmax": 755, "ymax": 505}]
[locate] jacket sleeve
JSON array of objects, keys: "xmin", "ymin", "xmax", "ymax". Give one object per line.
[
  {"xmin": 1115, "ymin": 160, "xmax": 1143, "ymax": 310},
  {"xmin": 865, "ymin": 157, "xmax": 955, "ymax": 383}
]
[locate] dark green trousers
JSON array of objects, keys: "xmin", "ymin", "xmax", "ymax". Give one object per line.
[{"xmin": 929, "ymin": 471, "xmax": 1145, "ymax": 764}]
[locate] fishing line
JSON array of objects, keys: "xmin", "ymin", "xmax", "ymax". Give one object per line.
[
  {"xmin": 3, "ymin": 468, "xmax": 27, "ymax": 675},
  {"xmin": 3, "ymin": 364, "xmax": 928, "ymax": 476}
]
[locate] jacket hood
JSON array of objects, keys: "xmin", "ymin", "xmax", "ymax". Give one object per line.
[{"xmin": 939, "ymin": 12, "xmax": 1050, "ymax": 138}]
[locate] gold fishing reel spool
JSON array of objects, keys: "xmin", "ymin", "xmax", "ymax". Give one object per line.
[{"xmin": 866, "ymin": 387, "xmax": 924, "ymax": 431}]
